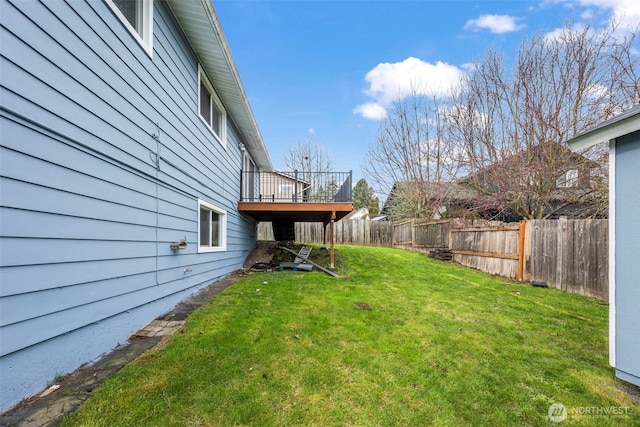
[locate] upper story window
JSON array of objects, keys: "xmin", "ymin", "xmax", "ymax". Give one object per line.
[
  {"xmin": 106, "ymin": 0, "xmax": 153, "ymax": 56},
  {"xmin": 556, "ymin": 169, "xmax": 579, "ymax": 188},
  {"xmin": 199, "ymin": 66, "xmax": 227, "ymax": 148}
]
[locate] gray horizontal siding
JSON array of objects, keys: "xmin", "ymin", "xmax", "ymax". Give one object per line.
[
  {"xmin": 615, "ymin": 131, "xmax": 640, "ymax": 386},
  {"xmin": 0, "ymin": 0, "xmax": 257, "ymax": 409}
]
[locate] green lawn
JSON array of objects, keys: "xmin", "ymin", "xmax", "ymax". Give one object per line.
[{"xmin": 62, "ymin": 245, "xmax": 639, "ymax": 426}]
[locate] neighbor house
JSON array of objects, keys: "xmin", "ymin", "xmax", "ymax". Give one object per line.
[
  {"xmin": 458, "ymin": 143, "xmax": 605, "ymax": 220},
  {"xmin": 568, "ymin": 104, "xmax": 640, "ymax": 388},
  {"xmin": 381, "ymin": 181, "xmax": 477, "ymax": 221},
  {"xmin": 0, "ymin": 0, "xmax": 271, "ymax": 411},
  {"xmin": 382, "ymin": 143, "xmax": 605, "ymax": 222},
  {"xmin": 257, "ymin": 171, "xmax": 311, "ymax": 202}
]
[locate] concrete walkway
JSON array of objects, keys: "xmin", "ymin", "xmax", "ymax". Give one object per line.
[{"xmin": 0, "ymin": 270, "xmax": 245, "ymax": 427}]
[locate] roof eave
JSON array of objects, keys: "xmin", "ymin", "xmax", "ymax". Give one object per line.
[
  {"xmin": 568, "ymin": 105, "xmax": 640, "ymax": 151},
  {"xmin": 166, "ymin": 0, "xmax": 272, "ymax": 171}
]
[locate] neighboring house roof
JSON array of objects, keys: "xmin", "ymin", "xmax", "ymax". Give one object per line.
[
  {"xmin": 381, "ymin": 181, "xmax": 475, "ymax": 216},
  {"xmin": 460, "ymin": 143, "xmax": 594, "ymax": 186},
  {"xmin": 382, "ymin": 142, "xmax": 603, "ymax": 220},
  {"xmin": 167, "ymin": 0, "xmax": 272, "ymax": 170},
  {"xmin": 568, "ymin": 104, "xmax": 640, "ymax": 150},
  {"xmin": 262, "ymin": 171, "xmax": 311, "ymax": 186},
  {"xmin": 343, "ymin": 207, "xmax": 369, "ymax": 220}
]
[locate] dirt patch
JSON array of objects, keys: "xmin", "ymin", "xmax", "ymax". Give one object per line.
[
  {"xmin": 243, "ymin": 241, "xmax": 278, "ymax": 267},
  {"xmin": 243, "ymin": 241, "xmax": 306, "ymax": 270}
]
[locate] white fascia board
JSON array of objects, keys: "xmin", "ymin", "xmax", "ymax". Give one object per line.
[
  {"xmin": 166, "ymin": 0, "xmax": 273, "ymax": 171},
  {"xmin": 568, "ymin": 106, "xmax": 640, "ymax": 151}
]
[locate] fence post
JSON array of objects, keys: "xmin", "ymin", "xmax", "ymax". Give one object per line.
[
  {"xmin": 411, "ymin": 219, "xmax": 416, "ymax": 250},
  {"xmin": 517, "ymin": 220, "xmax": 526, "ymax": 281},
  {"xmin": 558, "ymin": 216, "xmax": 568, "ymax": 291}
]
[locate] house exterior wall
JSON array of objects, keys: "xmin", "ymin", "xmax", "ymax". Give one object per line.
[
  {"xmin": 614, "ymin": 130, "xmax": 640, "ymax": 387},
  {"xmin": 0, "ymin": 0, "xmax": 257, "ymax": 410},
  {"xmin": 259, "ymin": 172, "xmax": 309, "ymax": 202}
]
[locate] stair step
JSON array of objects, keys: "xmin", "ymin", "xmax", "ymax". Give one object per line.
[{"xmin": 294, "ymin": 246, "xmax": 312, "ymax": 263}]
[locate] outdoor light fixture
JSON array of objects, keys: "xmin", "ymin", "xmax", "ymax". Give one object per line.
[{"xmin": 170, "ymin": 237, "xmax": 188, "ymax": 251}]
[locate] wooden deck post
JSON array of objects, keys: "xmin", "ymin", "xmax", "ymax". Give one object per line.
[{"xmin": 330, "ymin": 211, "xmax": 336, "ymax": 268}]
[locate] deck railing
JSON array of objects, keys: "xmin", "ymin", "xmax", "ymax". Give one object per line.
[{"xmin": 240, "ymin": 170, "xmax": 352, "ymax": 203}]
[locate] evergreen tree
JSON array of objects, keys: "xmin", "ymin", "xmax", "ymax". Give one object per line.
[
  {"xmin": 353, "ymin": 178, "xmax": 375, "ymax": 210},
  {"xmin": 367, "ymin": 196, "xmax": 380, "ymax": 217}
]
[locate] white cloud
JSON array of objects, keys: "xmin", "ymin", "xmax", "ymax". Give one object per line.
[
  {"xmin": 308, "ymin": 128, "xmax": 315, "ymax": 135},
  {"xmin": 353, "ymin": 102, "xmax": 388, "ymax": 120},
  {"xmin": 354, "ymin": 57, "xmax": 465, "ymax": 120},
  {"xmin": 581, "ymin": 8, "xmax": 596, "ymax": 19},
  {"xmin": 576, "ymin": 0, "xmax": 640, "ymax": 26},
  {"xmin": 547, "ymin": 0, "xmax": 640, "ymax": 27},
  {"xmin": 464, "ymin": 14, "xmax": 525, "ymax": 34}
]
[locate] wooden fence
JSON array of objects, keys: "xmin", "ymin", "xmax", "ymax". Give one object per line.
[
  {"xmin": 257, "ymin": 220, "xmax": 393, "ymax": 247},
  {"xmin": 257, "ymin": 218, "xmax": 608, "ymax": 300},
  {"xmin": 527, "ymin": 218, "xmax": 608, "ymax": 300},
  {"xmin": 450, "ymin": 223, "xmax": 522, "ymax": 279}
]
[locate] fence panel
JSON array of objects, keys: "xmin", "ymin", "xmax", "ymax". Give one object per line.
[
  {"xmin": 450, "ymin": 223, "xmax": 521, "ymax": 278},
  {"xmin": 414, "ymin": 220, "xmax": 450, "ymax": 249},
  {"xmin": 529, "ymin": 218, "xmax": 608, "ymax": 300},
  {"xmin": 393, "ymin": 220, "xmax": 414, "ymax": 250},
  {"xmin": 259, "ymin": 217, "xmax": 608, "ymax": 301},
  {"xmin": 257, "ymin": 220, "xmax": 393, "ymax": 246}
]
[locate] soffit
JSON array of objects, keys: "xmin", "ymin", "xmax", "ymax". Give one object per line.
[
  {"xmin": 166, "ymin": 0, "xmax": 272, "ymax": 170},
  {"xmin": 569, "ymin": 105, "xmax": 640, "ymax": 151}
]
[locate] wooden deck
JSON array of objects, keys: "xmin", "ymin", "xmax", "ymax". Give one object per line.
[{"xmin": 237, "ymin": 201, "xmax": 353, "ymax": 223}]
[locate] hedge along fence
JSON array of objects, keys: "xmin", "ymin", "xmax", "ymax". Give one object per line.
[{"xmin": 257, "ymin": 218, "xmax": 608, "ymax": 300}]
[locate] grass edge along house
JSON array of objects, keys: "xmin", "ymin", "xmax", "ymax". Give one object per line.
[{"xmin": 0, "ymin": 0, "xmax": 272, "ymax": 411}]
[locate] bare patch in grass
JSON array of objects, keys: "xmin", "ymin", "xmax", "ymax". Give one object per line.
[{"xmin": 354, "ymin": 302, "xmax": 370, "ymax": 310}]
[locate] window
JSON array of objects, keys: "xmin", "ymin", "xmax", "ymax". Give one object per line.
[
  {"xmin": 199, "ymin": 66, "xmax": 227, "ymax": 147},
  {"xmin": 557, "ymin": 169, "xmax": 579, "ymax": 188},
  {"xmin": 198, "ymin": 200, "xmax": 227, "ymax": 252},
  {"xmin": 106, "ymin": 0, "xmax": 153, "ymax": 56}
]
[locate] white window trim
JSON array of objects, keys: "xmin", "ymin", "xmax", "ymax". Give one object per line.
[
  {"xmin": 198, "ymin": 65, "xmax": 227, "ymax": 148},
  {"xmin": 198, "ymin": 199, "xmax": 227, "ymax": 253},
  {"xmin": 105, "ymin": 0, "xmax": 154, "ymax": 57},
  {"xmin": 556, "ymin": 169, "xmax": 579, "ymax": 188}
]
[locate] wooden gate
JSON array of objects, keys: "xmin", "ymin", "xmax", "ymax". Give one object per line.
[{"xmin": 529, "ymin": 218, "xmax": 608, "ymax": 300}]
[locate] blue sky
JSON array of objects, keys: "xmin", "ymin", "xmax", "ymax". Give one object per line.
[{"xmin": 214, "ymin": 0, "xmax": 639, "ymax": 185}]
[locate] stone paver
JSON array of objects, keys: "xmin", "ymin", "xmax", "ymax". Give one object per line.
[{"xmin": 132, "ymin": 320, "xmax": 187, "ymax": 338}]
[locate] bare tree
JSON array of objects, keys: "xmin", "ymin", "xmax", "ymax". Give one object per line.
[
  {"xmin": 282, "ymin": 139, "xmax": 336, "ymax": 201},
  {"xmin": 363, "ymin": 89, "xmax": 465, "ymax": 220},
  {"xmin": 447, "ymin": 19, "xmax": 638, "ymax": 219},
  {"xmin": 366, "ymin": 19, "xmax": 638, "ymax": 221},
  {"xmin": 283, "ymin": 139, "xmax": 334, "ymax": 174}
]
